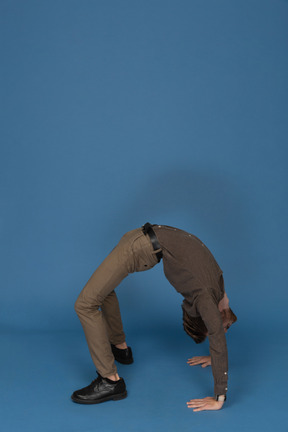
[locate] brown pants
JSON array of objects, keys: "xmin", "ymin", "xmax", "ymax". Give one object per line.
[{"xmin": 74, "ymin": 228, "xmax": 160, "ymax": 377}]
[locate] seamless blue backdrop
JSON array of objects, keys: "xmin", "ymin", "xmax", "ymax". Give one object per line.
[{"xmin": 1, "ymin": 1, "xmax": 287, "ymax": 431}]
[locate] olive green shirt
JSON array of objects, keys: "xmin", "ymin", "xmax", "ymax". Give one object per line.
[{"xmin": 153, "ymin": 225, "xmax": 228, "ymax": 396}]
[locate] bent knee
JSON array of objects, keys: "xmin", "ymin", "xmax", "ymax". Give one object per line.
[
  {"xmin": 74, "ymin": 297, "xmax": 82, "ymax": 315},
  {"xmin": 74, "ymin": 295, "xmax": 101, "ymax": 315}
]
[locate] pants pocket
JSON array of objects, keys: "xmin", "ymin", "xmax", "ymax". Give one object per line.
[{"xmin": 132, "ymin": 233, "xmax": 159, "ymax": 272}]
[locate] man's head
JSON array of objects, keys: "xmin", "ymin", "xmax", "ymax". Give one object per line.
[{"xmin": 182, "ymin": 307, "xmax": 237, "ymax": 343}]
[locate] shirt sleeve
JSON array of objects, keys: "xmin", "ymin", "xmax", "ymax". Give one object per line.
[{"xmin": 195, "ymin": 293, "xmax": 228, "ymax": 396}]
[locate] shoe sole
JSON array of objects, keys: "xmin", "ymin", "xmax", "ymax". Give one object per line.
[
  {"xmin": 71, "ymin": 391, "xmax": 127, "ymax": 405},
  {"xmin": 115, "ymin": 358, "xmax": 134, "ymax": 365}
]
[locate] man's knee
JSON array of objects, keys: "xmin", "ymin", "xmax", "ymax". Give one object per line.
[
  {"xmin": 74, "ymin": 296, "xmax": 83, "ymax": 315},
  {"xmin": 74, "ymin": 294, "xmax": 100, "ymax": 316}
]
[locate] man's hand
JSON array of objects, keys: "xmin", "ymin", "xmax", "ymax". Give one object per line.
[
  {"xmin": 187, "ymin": 356, "xmax": 211, "ymax": 368},
  {"xmin": 187, "ymin": 397, "xmax": 224, "ymax": 412}
]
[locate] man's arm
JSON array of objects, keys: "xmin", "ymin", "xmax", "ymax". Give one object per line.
[{"xmin": 187, "ymin": 294, "xmax": 228, "ymax": 411}]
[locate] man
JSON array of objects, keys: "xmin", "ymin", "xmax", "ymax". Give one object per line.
[{"xmin": 71, "ymin": 223, "xmax": 237, "ymax": 411}]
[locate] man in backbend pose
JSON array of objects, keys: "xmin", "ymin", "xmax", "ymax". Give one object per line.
[{"xmin": 71, "ymin": 223, "xmax": 237, "ymax": 412}]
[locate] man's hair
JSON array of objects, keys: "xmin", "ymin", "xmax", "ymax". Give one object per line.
[
  {"xmin": 182, "ymin": 308, "xmax": 208, "ymax": 344},
  {"xmin": 182, "ymin": 307, "xmax": 238, "ymax": 343}
]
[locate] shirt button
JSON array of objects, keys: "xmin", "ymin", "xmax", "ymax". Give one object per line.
[
  {"xmin": 158, "ymin": 225, "xmax": 161, "ymax": 228},
  {"xmin": 225, "ymin": 388, "xmax": 228, "ymax": 391},
  {"xmin": 224, "ymin": 372, "xmax": 227, "ymax": 375}
]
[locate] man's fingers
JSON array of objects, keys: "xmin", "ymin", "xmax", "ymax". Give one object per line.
[
  {"xmin": 187, "ymin": 396, "xmax": 221, "ymax": 412},
  {"xmin": 188, "ymin": 360, "xmax": 210, "ymax": 367},
  {"xmin": 187, "ymin": 400, "xmax": 205, "ymax": 406},
  {"xmin": 187, "ymin": 356, "xmax": 211, "ymax": 367},
  {"xmin": 187, "ymin": 399, "xmax": 203, "ymax": 402},
  {"xmin": 187, "ymin": 401, "xmax": 209, "ymax": 411},
  {"xmin": 187, "ymin": 359, "xmax": 203, "ymax": 365},
  {"xmin": 187, "ymin": 403, "xmax": 206, "ymax": 410}
]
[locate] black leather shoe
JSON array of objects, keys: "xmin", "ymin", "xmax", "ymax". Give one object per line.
[
  {"xmin": 111, "ymin": 344, "xmax": 134, "ymax": 364},
  {"xmin": 71, "ymin": 374, "xmax": 127, "ymax": 404}
]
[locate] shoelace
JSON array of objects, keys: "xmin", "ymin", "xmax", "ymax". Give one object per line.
[{"xmin": 90, "ymin": 376, "xmax": 102, "ymax": 389}]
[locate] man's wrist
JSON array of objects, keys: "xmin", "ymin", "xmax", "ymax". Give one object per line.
[{"xmin": 215, "ymin": 394, "xmax": 226, "ymax": 402}]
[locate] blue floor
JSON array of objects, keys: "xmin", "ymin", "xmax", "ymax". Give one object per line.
[{"xmin": 1, "ymin": 322, "xmax": 287, "ymax": 432}]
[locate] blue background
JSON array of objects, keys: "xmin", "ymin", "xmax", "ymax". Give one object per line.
[{"xmin": 1, "ymin": 0, "xmax": 287, "ymax": 431}]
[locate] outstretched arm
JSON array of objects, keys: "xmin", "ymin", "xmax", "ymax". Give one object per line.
[
  {"xmin": 186, "ymin": 354, "xmax": 225, "ymax": 411},
  {"xmin": 186, "ymin": 294, "xmax": 229, "ymax": 411}
]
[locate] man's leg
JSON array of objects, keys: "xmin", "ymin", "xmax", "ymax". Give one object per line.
[
  {"xmin": 101, "ymin": 290, "xmax": 126, "ymax": 347},
  {"xmin": 71, "ymin": 240, "xmax": 132, "ymax": 405},
  {"xmin": 100, "ymin": 228, "xmax": 159, "ymax": 355},
  {"xmin": 101, "ymin": 290, "xmax": 135, "ymax": 364},
  {"xmin": 72, "ymin": 227, "xmax": 160, "ymax": 404},
  {"xmin": 74, "ymin": 243, "xmax": 130, "ymax": 380}
]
